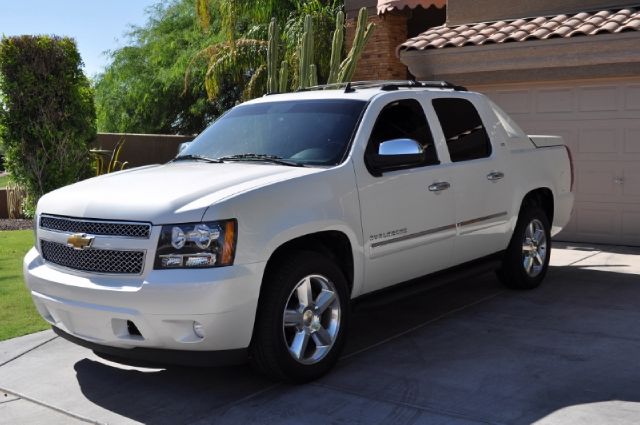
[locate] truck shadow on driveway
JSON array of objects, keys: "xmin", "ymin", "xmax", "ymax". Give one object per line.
[{"xmin": 72, "ymin": 266, "xmax": 640, "ymax": 424}]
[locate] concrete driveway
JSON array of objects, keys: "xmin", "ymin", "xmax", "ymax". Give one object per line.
[{"xmin": 1, "ymin": 243, "xmax": 639, "ymax": 425}]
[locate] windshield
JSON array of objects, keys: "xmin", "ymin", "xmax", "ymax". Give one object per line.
[{"xmin": 179, "ymin": 99, "xmax": 367, "ymax": 166}]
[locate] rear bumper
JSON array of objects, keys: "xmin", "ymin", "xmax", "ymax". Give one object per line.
[
  {"xmin": 24, "ymin": 247, "xmax": 266, "ymax": 354},
  {"xmin": 552, "ymin": 191, "xmax": 574, "ymax": 237}
]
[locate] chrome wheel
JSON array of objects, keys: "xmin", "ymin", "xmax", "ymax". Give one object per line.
[
  {"xmin": 522, "ymin": 218, "xmax": 547, "ymax": 277},
  {"xmin": 282, "ymin": 274, "xmax": 341, "ymax": 365}
]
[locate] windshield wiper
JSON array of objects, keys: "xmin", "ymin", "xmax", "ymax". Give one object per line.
[
  {"xmin": 216, "ymin": 153, "xmax": 304, "ymax": 167},
  {"xmin": 172, "ymin": 154, "xmax": 222, "ymax": 163}
]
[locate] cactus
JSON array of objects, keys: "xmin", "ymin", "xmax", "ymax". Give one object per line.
[
  {"xmin": 327, "ymin": 11, "xmax": 345, "ymax": 85},
  {"xmin": 298, "ymin": 15, "xmax": 315, "ymax": 90},
  {"xmin": 309, "ymin": 64, "xmax": 318, "ymax": 87},
  {"xmin": 279, "ymin": 60, "xmax": 288, "ymax": 93},
  {"xmin": 274, "ymin": 7, "xmax": 374, "ymax": 92},
  {"xmin": 337, "ymin": 7, "xmax": 374, "ymax": 83},
  {"xmin": 267, "ymin": 18, "xmax": 279, "ymax": 94}
]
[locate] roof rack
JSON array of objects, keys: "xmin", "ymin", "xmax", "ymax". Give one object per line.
[{"xmin": 295, "ymin": 80, "xmax": 467, "ymax": 93}]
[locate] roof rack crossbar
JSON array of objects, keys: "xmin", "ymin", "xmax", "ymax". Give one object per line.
[{"xmin": 295, "ymin": 80, "xmax": 467, "ymax": 92}]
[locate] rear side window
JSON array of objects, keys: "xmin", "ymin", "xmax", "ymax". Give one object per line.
[
  {"xmin": 432, "ymin": 98, "xmax": 491, "ymax": 162},
  {"xmin": 367, "ymin": 99, "xmax": 439, "ymax": 166}
]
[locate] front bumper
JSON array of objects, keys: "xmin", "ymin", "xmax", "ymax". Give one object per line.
[
  {"xmin": 24, "ymin": 247, "xmax": 266, "ymax": 357},
  {"xmin": 52, "ymin": 326, "xmax": 248, "ymax": 366}
]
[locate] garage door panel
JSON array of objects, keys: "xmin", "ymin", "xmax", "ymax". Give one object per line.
[
  {"xmin": 622, "ymin": 211, "xmax": 640, "ymax": 240},
  {"xmin": 572, "ymin": 203, "xmax": 619, "ymax": 241},
  {"xmin": 579, "ymin": 86, "xmax": 619, "ymax": 112},
  {"xmin": 622, "ymin": 165, "xmax": 640, "ymax": 199},
  {"xmin": 625, "ymin": 85, "xmax": 640, "ymax": 110},
  {"xmin": 577, "ymin": 128, "xmax": 618, "ymax": 154},
  {"xmin": 576, "ymin": 161, "xmax": 622, "ymax": 201},
  {"xmin": 624, "ymin": 129, "xmax": 640, "ymax": 153},
  {"xmin": 536, "ymin": 88, "xmax": 575, "ymax": 113}
]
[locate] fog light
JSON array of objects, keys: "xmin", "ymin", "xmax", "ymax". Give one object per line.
[
  {"xmin": 185, "ymin": 254, "xmax": 216, "ymax": 267},
  {"xmin": 160, "ymin": 255, "xmax": 183, "ymax": 268},
  {"xmin": 193, "ymin": 321, "xmax": 205, "ymax": 338}
]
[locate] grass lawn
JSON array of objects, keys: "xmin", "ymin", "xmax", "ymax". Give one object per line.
[
  {"xmin": 0, "ymin": 230, "xmax": 47, "ymax": 341},
  {"xmin": 0, "ymin": 174, "xmax": 11, "ymax": 188}
]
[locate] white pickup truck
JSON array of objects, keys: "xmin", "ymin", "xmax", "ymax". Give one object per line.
[{"xmin": 24, "ymin": 81, "xmax": 574, "ymax": 382}]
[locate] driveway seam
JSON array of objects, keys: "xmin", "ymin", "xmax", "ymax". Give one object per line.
[
  {"xmin": 0, "ymin": 386, "xmax": 102, "ymax": 424},
  {"xmin": 312, "ymin": 381, "xmax": 502, "ymax": 425},
  {"xmin": 0, "ymin": 335, "xmax": 58, "ymax": 368},
  {"xmin": 0, "ymin": 396, "xmax": 20, "ymax": 405},
  {"xmin": 211, "ymin": 383, "xmax": 282, "ymax": 417},
  {"xmin": 340, "ymin": 290, "xmax": 505, "ymax": 360},
  {"xmin": 565, "ymin": 250, "xmax": 602, "ymax": 267}
]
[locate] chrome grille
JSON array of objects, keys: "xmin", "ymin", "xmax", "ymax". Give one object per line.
[
  {"xmin": 40, "ymin": 240, "xmax": 145, "ymax": 274},
  {"xmin": 40, "ymin": 215, "xmax": 150, "ymax": 238}
]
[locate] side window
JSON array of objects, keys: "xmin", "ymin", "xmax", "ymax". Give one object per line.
[
  {"xmin": 367, "ymin": 99, "xmax": 439, "ymax": 166},
  {"xmin": 432, "ymin": 98, "xmax": 492, "ymax": 162}
]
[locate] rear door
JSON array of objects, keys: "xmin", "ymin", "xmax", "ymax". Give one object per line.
[{"xmin": 428, "ymin": 96, "xmax": 513, "ymax": 264}]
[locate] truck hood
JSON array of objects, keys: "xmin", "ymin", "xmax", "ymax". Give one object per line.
[{"xmin": 37, "ymin": 162, "xmax": 322, "ymax": 224}]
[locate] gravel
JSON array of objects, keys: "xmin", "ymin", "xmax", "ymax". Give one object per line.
[{"xmin": 0, "ymin": 219, "xmax": 34, "ymax": 231}]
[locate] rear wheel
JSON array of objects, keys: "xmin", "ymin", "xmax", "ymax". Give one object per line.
[
  {"xmin": 250, "ymin": 251, "xmax": 348, "ymax": 382},
  {"xmin": 497, "ymin": 205, "xmax": 551, "ymax": 289}
]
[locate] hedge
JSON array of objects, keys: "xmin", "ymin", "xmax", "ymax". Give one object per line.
[{"xmin": 0, "ymin": 35, "xmax": 96, "ymax": 216}]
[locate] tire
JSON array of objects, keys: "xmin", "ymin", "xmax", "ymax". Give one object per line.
[
  {"xmin": 497, "ymin": 205, "xmax": 551, "ymax": 290},
  {"xmin": 249, "ymin": 251, "xmax": 349, "ymax": 383}
]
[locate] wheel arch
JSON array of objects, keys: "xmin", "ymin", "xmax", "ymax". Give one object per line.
[
  {"xmin": 261, "ymin": 230, "xmax": 355, "ymax": 297},
  {"xmin": 518, "ymin": 187, "xmax": 554, "ymax": 224}
]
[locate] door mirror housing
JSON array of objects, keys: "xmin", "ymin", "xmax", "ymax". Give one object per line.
[{"xmin": 366, "ymin": 138, "xmax": 425, "ymax": 175}]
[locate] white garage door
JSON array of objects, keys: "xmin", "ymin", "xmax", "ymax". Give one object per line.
[{"xmin": 475, "ymin": 78, "xmax": 640, "ymax": 246}]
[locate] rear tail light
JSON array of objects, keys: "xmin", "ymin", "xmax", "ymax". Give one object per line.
[{"xmin": 564, "ymin": 145, "xmax": 574, "ymax": 192}]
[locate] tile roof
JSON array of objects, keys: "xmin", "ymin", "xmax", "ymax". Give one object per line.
[
  {"xmin": 400, "ymin": 7, "xmax": 640, "ymax": 51},
  {"xmin": 377, "ymin": 0, "xmax": 445, "ymax": 15}
]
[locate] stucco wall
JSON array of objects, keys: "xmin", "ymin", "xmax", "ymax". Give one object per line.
[{"xmin": 447, "ymin": 0, "xmax": 639, "ymax": 25}]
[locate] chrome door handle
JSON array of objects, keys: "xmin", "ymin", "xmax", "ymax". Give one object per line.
[
  {"xmin": 428, "ymin": 182, "xmax": 451, "ymax": 192},
  {"xmin": 487, "ymin": 171, "xmax": 504, "ymax": 181}
]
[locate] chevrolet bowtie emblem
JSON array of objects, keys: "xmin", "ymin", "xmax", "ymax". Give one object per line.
[{"xmin": 66, "ymin": 233, "xmax": 94, "ymax": 250}]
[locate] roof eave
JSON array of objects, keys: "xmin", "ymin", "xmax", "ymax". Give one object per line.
[{"xmin": 400, "ymin": 31, "xmax": 640, "ymax": 85}]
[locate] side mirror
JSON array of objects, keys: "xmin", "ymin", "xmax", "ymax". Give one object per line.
[
  {"xmin": 366, "ymin": 138, "xmax": 425, "ymax": 175},
  {"xmin": 178, "ymin": 141, "xmax": 192, "ymax": 154}
]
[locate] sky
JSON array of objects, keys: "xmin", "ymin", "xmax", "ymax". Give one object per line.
[{"xmin": 0, "ymin": 0, "xmax": 160, "ymax": 78}]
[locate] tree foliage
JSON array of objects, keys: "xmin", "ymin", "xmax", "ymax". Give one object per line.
[
  {"xmin": 0, "ymin": 35, "xmax": 95, "ymax": 216},
  {"xmin": 95, "ymin": 0, "xmax": 226, "ymax": 134}
]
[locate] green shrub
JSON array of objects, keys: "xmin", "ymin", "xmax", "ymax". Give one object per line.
[{"xmin": 0, "ymin": 35, "xmax": 96, "ymax": 217}]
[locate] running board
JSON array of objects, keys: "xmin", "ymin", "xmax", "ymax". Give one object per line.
[{"xmin": 352, "ymin": 252, "xmax": 503, "ymax": 311}]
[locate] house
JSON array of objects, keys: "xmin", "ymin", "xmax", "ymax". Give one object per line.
[{"xmin": 345, "ymin": 0, "xmax": 640, "ymax": 246}]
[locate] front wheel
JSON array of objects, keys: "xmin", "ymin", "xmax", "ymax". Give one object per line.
[
  {"xmin": 250, "ymin": 251, "xmax": 349, "ymax": 382},
  {"xmin": 497, "ymin": 206, "xmax": 551, "ymax": 289}
]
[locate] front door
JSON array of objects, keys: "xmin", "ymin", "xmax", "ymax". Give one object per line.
[{"xmin": 353, "ymin": 96, "xmax": 457, "ymax": 294}]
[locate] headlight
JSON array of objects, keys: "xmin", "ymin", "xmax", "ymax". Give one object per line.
[{"xmin": 154, "ymin": 219, "xmax": 237, "ymax": 269}]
